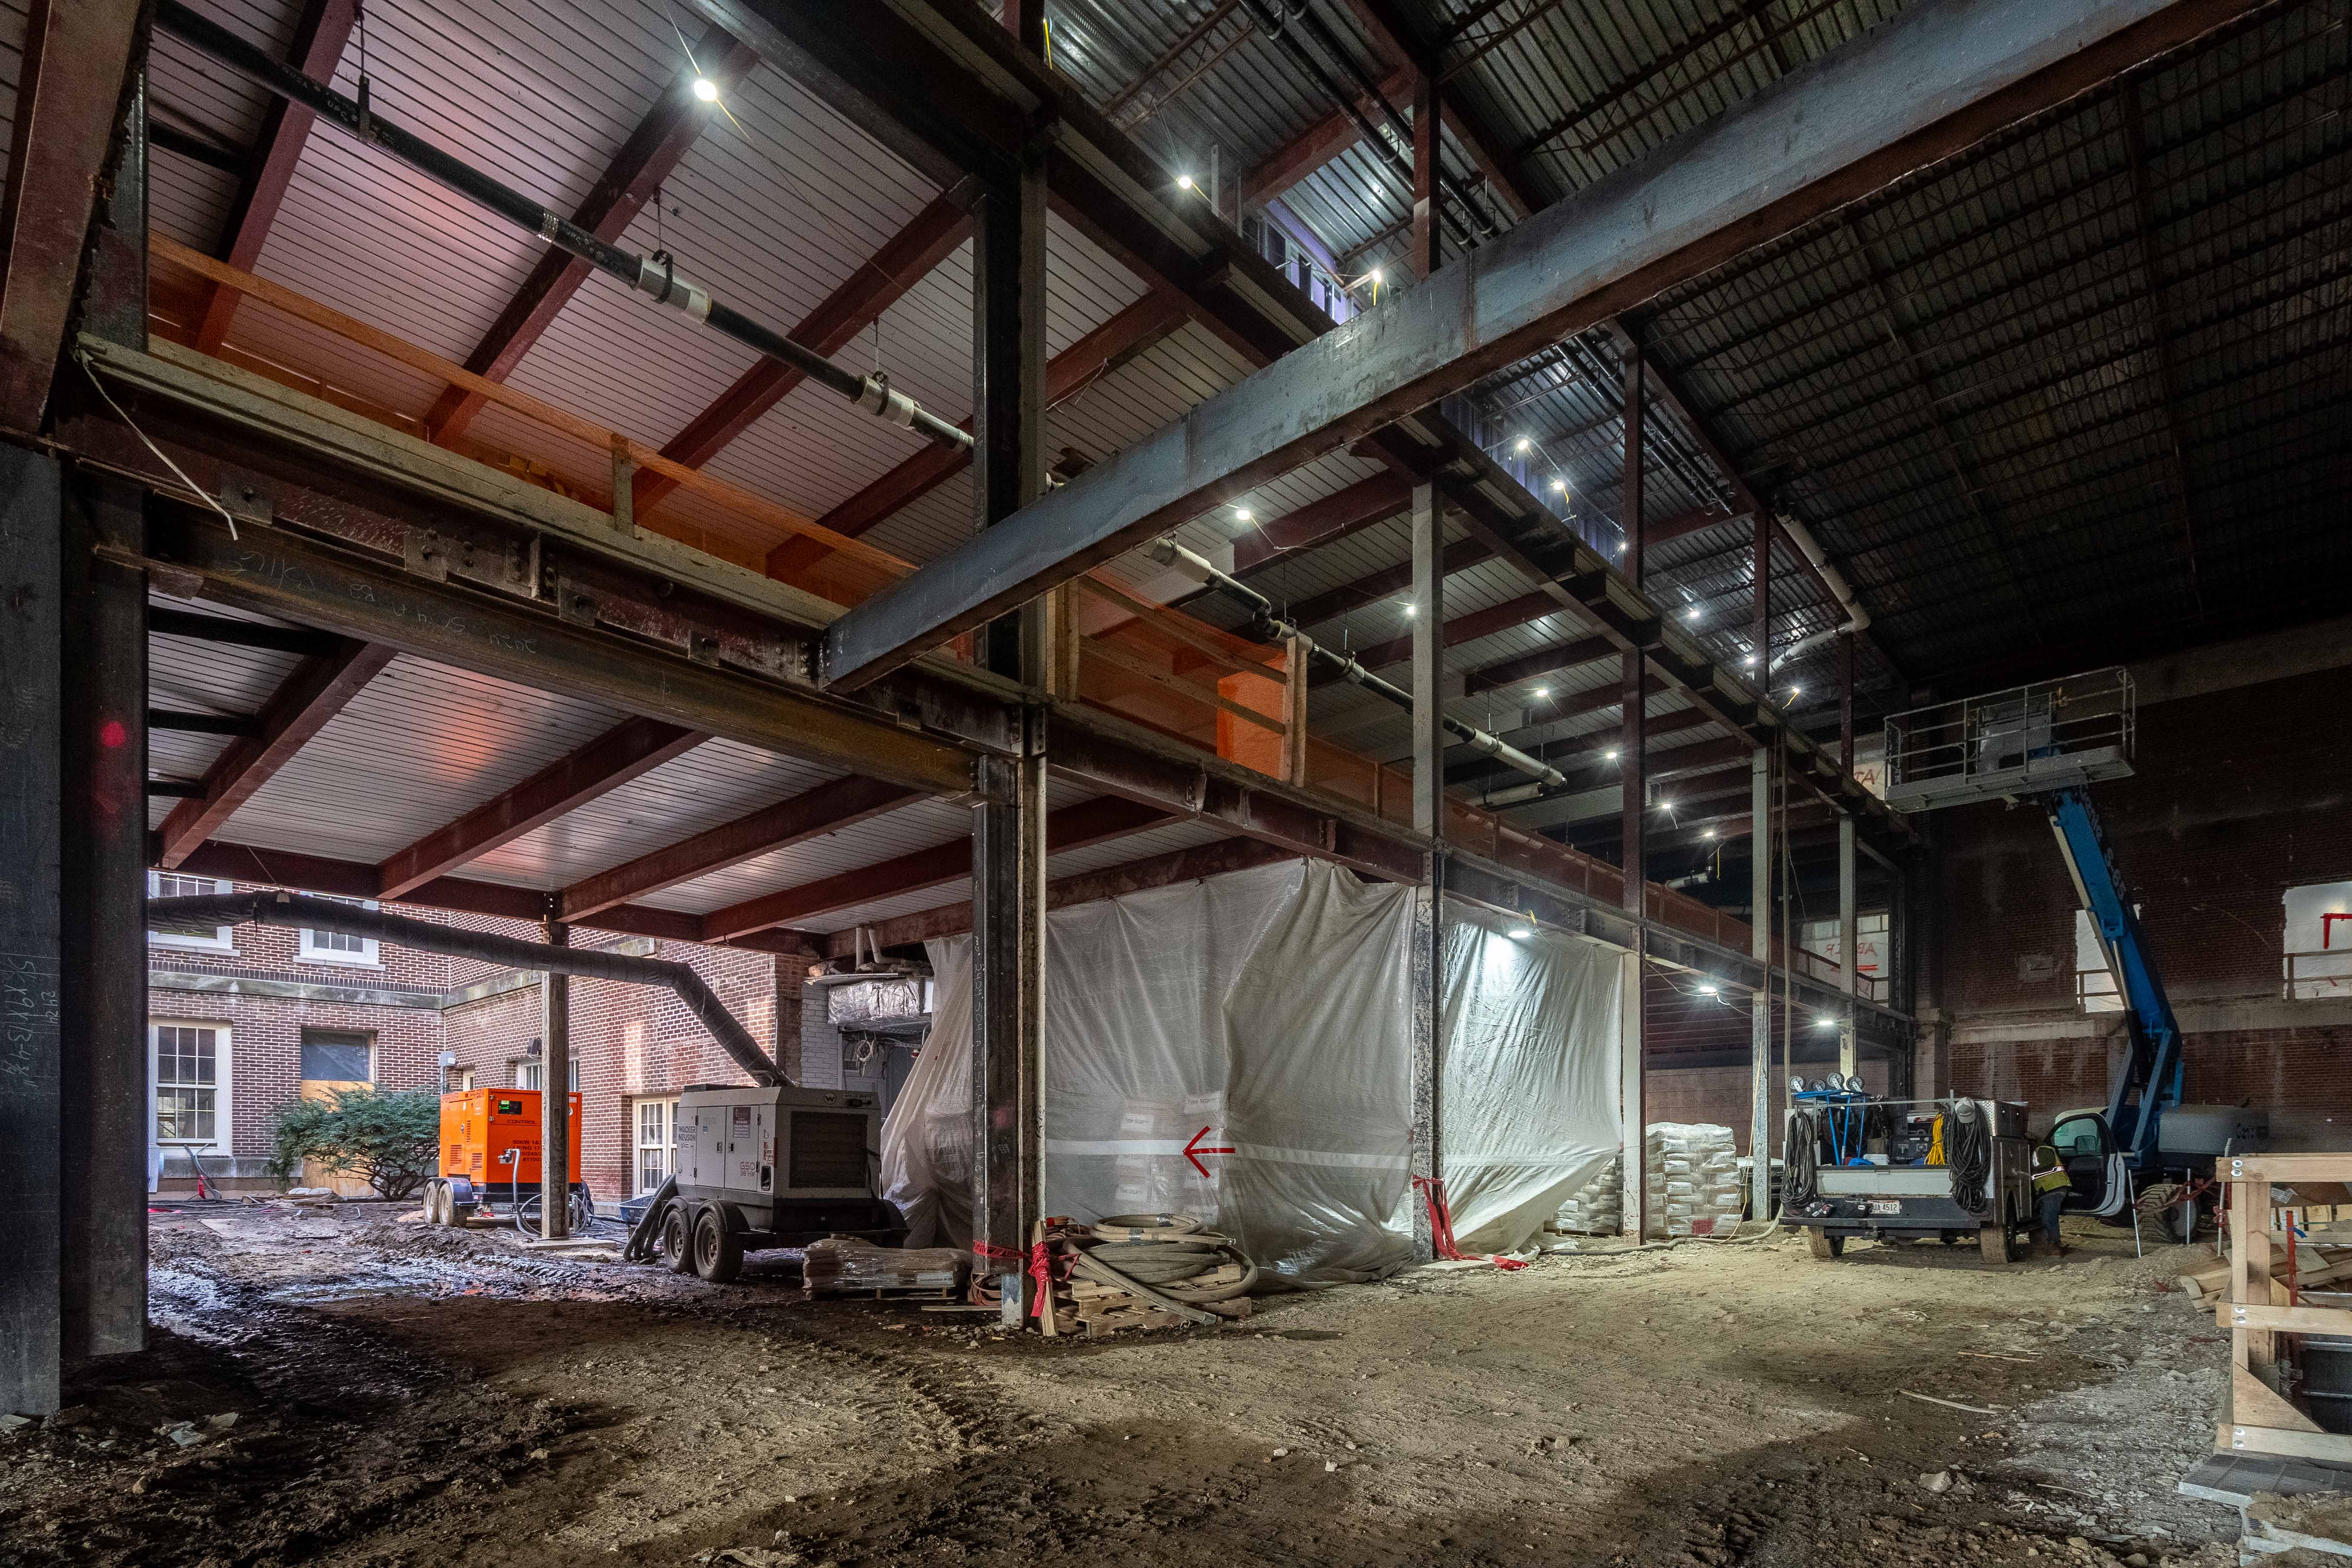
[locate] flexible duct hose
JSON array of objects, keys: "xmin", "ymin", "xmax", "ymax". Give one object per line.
[{"xmin": 1944, "ymin": 1098, "xmax": 1992, "ymax": 1216}]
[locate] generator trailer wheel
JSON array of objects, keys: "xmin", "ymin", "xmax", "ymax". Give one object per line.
[
  {"xmin": 658, "ymin": 1204, "xmax": 696, "ymax": 1274},
  {"xmin": 692, "ymin": 1207, "xmax": 743, "ymax": 1284}
]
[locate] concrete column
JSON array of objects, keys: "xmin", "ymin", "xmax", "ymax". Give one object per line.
[
  {"xmin": 1409, "ymin": 478, "xmax": 1443, "ymax": 1259},
  {"xmin": 539, "ymin": 919, "xmax": 570, "ymax": 1239},
  {"xmin": 1838, "ymin": 812, "xmax": 1859, "ymax": 1080},
  {"xmin": 0, "ymin": 448, "xmax": 66, "ymax": 1414},
  {"xmin": 61, "ymin": 475, "xmax": 148, "ymax": 1357},
  {"xmin": 1749, "ymin": 747, "xmax": 1773, "ymax": 1220}
]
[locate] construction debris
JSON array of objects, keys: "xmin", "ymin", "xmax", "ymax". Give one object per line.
[
  {"xmin": 803, "ymin": 1238, "xmax": 969, "ymax": 1302},
  {"xmin": 1029, "ymin": 1215, "xmax": 1257, "ymax": 1338}
]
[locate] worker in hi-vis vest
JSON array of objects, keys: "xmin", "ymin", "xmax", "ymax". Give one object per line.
[{"xmin": 2030, "ymin": 1141, "xmax": 2072, "ymax": 1257}]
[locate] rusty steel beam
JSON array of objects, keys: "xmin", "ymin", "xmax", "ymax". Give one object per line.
[
  {"xmin": 0, "ymin": 0, "xmax": 145, "ymax": 429},
  {"xmin": 376, "ymin": 716, "xmax": 708, "ymax": 898},
  {"xmin": 633, "ymin": 187, "xmax": 975, "ymax": 513},
  {"xmin": 153, "ymin": 638, "xmax": 395, "ymax": 869},
  {"xmin": 1342, "ymin": 0, "xmax": 1541, "ymax": 219},
  {"xmin": 828, "ymin": 834, "xmax": 1294, "ymax": 954},
  {"xmin": 169, "ymin": 840, "xmax": 817, "ymax": 953},
  {"xmin": 1247, "ymin": 64, "xmax": 1414, "ymax": 204},
  {"xmin": 818, "ymin": 0, "xmax": 2250, "ymax": 690},
  {"xmin": 1232, "ymin": 474, "xmax": 1410, "ymax": 575},
  {"xmin": 765, "ymin": 289, "xmax": 1187, "ymax": 578},
  {"xmin": 701, "ymin": 794, "xmax": 1175, "ymax": 941},
  {"xmin": 190, "ymin": 0, "xmax": 357, "ymax": 355},
  {"xmin": 559, "ymin": 772, "xmax": 921, "ymax": 922},
  {"xmin": 423, "ymin": 23, "xmax": 759, "ymax": 442}
]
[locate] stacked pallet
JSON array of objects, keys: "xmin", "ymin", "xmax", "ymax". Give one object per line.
[
  {"xmin": 1034, "ymin": 1215, "xmax": 1258, "ymax": 1338},
  {"xmin": 803, "ymin": 1237, "xmax": 970, "ymax": 1301},
  {"xmin": 1646, "ymin": 1123, "xmax": 1747, "ymax": 1239},
  {"xmin": 1545, "ymin": 1157, "xmax": 1624, "ymax": 1237}
]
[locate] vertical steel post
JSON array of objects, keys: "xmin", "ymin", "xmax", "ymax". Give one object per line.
[
  {"xmin": 970, "ymin": 133, "xmax": 1048, "ymax": 1324},
  {"xmin": 1410, "ymin": 71, "xmax": 1439, "ymax": 279},
  {"xmin": 1749, "ymin": 748, "xmax": 1773, "ymax": 1220},
  {"xmin": 540, "ymin": 918, "xmax": 570, "ymax": 1239},
  {"xmin": 1619, "ymin": 348, "xmax": 1648, "ymax": 1240},
  {"xmin": 0, "ymin": 448, "xmax": 65, "ymax": 1414},
  {"xmin": 1839, "ymin": 813, "xmax": 1859, "ymax": 1080},
  {"xmin": 1409, "ymin": 478, "xmax": 1443, "ymax": 1261},
  {"xmin": 60, "ymin": 475, "xmax": 147, "ymax": 1358}
]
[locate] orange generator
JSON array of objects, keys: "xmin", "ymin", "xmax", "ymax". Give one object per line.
[{"xmin": 421, "ymin": 1089, "xmax": 591, "ymax": 1232}]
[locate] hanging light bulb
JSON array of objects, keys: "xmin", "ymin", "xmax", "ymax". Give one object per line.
[
  {"xmin": 1178, "ymin": 174, "xmax": 1196, "ymax": 191},
  {"xmin": 692, "ymin": 76, "xmax": 720, "ymax": 102}
]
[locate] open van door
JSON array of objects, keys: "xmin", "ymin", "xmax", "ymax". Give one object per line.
[{"xmin": 2049, "ymin": 1111, "xmax": 2130, "ymax": 1217}]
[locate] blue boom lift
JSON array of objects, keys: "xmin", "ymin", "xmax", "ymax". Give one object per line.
[{"xmin": 1883, "ymin": 670, "xmax": 2263, "ymax": 1240}]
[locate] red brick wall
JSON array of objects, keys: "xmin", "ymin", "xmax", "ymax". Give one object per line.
[
  {"xmin": 150, "ymin": 888, "xmax": 792, "ymax": 1201},
  {"xmin": 1939, "ymin": 664, "xmax": 2352, "ymax": 1131}
]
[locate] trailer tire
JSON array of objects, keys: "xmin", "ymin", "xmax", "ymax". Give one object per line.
[
  {"xmin": 421, "ymin": 1180, "xmax": 443, "ymax": 1226},
  {"xmin": 693, "ymin": 1207, "xmax": 743, "ymax": 1284},
  {"xmin": 1807, "ymin": 1230, "xmax": 1844, "ymax": 1259},
  {"xmin": 1980, "ymin": 1223, "xmax": 2022, "ymax": 1265},
  {"xmin": 658, "ymin": 1204, "xmax": 695, "ymax": 1274}
]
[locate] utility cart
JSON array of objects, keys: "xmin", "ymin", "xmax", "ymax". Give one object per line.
[
  {"xmin": 1783, "ymin": 1085, "xmax": 2036, "ymax": 1263},
  {"xmin": 421, "ymin": 1088, "xmax": 592, "ymax": 1234}
]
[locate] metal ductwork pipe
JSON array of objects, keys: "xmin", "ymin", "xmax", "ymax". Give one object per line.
[
  {"xmin": 1146, "ymin": 537, "xmax": 1569, "ymax": 798},
  {"xmin": 147, "ymin": 892, "xmax": 789, "ymax": 1088},
  {"xmin": 154, "ymin": 1, "xmax": 970, "ymax": 457}
]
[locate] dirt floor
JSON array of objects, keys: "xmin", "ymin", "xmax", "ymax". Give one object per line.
[{"xmin": 0, "ymin": 1200, "xmax": 2252, "ymax": 1568}]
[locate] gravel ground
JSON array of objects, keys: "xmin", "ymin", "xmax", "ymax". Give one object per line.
[{"xmin": 0, "ymin": 1202, "xmax": 2253, "ymax": 1568}]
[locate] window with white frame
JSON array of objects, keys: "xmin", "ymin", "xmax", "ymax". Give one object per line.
[
  {"xmin": 2075, "ymin": 907, "xmax": 2132, "ymax": 1012},
  {"xmin": 635, "ymin": 1098, "xmax": 678, "ymax": 1194},
  {"xmin": 152, "ymin": 1022, "xmax": 229, "ymax": 1150},
  {"xmin": 514, "ymin": 1055, "xmax": 579, "ymax": 1091},
  {"xmin": 2286, "ymin": 881, "xmax": 2352, "ymax": 1001},
  {"xmin": 147, "ymin": 872, "xmax": 236, "ymax": 952},
  {"xmin": 298, "ymin": 896, "xmax": 380, "ymax": 966}
]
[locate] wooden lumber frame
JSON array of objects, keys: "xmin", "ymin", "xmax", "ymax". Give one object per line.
[{"xmin": 2218, "ymin": 1154, "xmax": 2352, "ymax": 1462}]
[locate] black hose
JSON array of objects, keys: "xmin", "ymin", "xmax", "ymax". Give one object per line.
[
  {"xmin": 1944, "ymin": 1098, "xmax": 1991, "ymax": 1216},
  {"xmin": 147, "ymin": 893, "xmax": 788, "ymax": 1088},
  {"xmin": 152, "ymin": 0, "xmax": 970, "ymax": 454},
  {"xmin": 1783, "ymin": 1109, "xmax": 1820, "ymax": 1205}
]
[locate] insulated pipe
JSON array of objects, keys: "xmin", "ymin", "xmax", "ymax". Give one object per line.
[
  {"xmin": 1773, "ymin": 515, "xmax": 1870, "ymax": 664},
  {"xmin": 154, "ymin": 1, "xmax": 969, "ymax": 455},
  {"xmin": 146, "ymin": 892, "xmax": 789, "ymax": 1088},
  {"xmin": 1146, "ymin": 537, "xmax": 1567, "ymax": 796}
]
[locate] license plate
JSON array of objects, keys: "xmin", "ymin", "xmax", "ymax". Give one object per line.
[{"xmin": 1865, "ymin": 1200, "xmax": 1902, "ymax": 1216}]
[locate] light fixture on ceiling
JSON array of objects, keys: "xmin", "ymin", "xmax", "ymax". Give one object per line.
[
  {"xmin": 1816, "ymin": 1016, "xmax": 1839, "ymax": 1029},
  {"xmin": 1514, "ymin": 437, "xmax": 1531, "ymax": 454},
  {"xmin": 1702, "ymin": 828, "xmax": 1716, "ymax": 838},
  {"xmin": 1685, "ymin": 607, "xmax": 1701, "ymax": 621},
  {"xmin": 692, "ymin": 76, "xmax": 720, "ymax": 102},
  {"xmin": 1532, "ymin": 686, "xmax": 1550, "ymax": 699},
  {"xmin": 1549, "ymin": 478, "xmax": 1566, "ymax": 494},
  {"xmin": 1234, "ymin": 508, "xmax": 1253, "ymax": 523},
  {"xmin": 1743, "ymin": 654, "xmax": 1757, "ymax": 667},
  {"xmin": 1402, "ymin": 602, "xmax": 1416, "ymax": 616},
  {"xmin": 1178, "ymin": 174, "xmax": 1196, "ymax": 190},
  {"xmin": 1604, "ymin": 749, "xmax": 1618, "ymax": 760},
  {"xmin": 1697, "ymin": 983, "xmax": 1719, "ymax": 996},
  {"xmin": 1507, "ymin": 927, "xmax": 1533, "ymax": 940},
  {"xmin": 1368, "ymin": 267, "xmax": 1385, "ymax": 284},
  {"xmin": 1789, "ymin": 684, "xmax": 1803, "ymax": 697}
]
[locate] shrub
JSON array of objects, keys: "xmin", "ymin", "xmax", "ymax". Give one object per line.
[{"xmin": 267, "ymin": 1086, "xmax": 439, "ymax": 1200}]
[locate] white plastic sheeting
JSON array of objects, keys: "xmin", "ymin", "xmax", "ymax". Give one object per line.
[
  {"xmin": 879, "ymin": 860, "xmax": 1625, "ymax": 1278},
  {"xmin": 880, "ymin": 859, "xmax": 1419, "ymax": 1285},
  {"xmin": 1437, "ymin": 907, "xmax": 1622, "ymax": 1254}
]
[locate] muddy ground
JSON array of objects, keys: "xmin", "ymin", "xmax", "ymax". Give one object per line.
[{"xmin": 0, "ymin": 1201, "xmax": 2248, "ymax": 1568}]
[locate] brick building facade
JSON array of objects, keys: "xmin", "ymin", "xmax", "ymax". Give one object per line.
[{"xmin": 146, "ymin": 886, "xmax": 805, "ymax": 1208}]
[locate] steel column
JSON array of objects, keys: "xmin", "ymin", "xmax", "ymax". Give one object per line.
[
  {"xmin": 1618, "ymin": 350, "xmax": 1647, "ymax": 1240},
  {"xmin": 1752, "ymin": 509, "xmax": 1773, "ymax": 689},
  {"xmin": 1410, "ymin": 69, "xmax": 1439, "ymax": 279},
  {"xmin": 970, "ymin": 139, "xmax": 1048, "ymax": 680},
  {"xmin": 0, "ymin": 448, "xmax": 64, "ymax": 1412},
  {"xmin": 1410, "ymin": 482, "xmax": 1444, "ymax": 838},
  {"xmin": 1412, "ymin": 863, "xmax": 1441, "ymax": 1262},
  {"xmin": 60, "ymin": 474, "xmax": 148, "ymax": 1362},
  {"xmin": 970, "ymin": 749, "xmax": 1043, "ymax": 1324},
  {"xmin": 539, "ymin": 920, "xmax": 571, "ymax": 1241},
  {"xmin": 1748, "ymin": 747, "xmax": 1773, "ymax": 1220},
  {"xmin": 1838, "ymin": 811, "xmax": 1859, "ymax": 1079}
]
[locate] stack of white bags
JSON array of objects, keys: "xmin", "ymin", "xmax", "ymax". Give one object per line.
[{"xmin": 1643, "ymin": 1122, "xmax": 1747, "ymax": 1238}]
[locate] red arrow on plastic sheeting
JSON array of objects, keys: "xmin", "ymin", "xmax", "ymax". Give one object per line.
[{"xmin": 1184, "ymin": 1126, "xmax": 1234, "ymax": 1178}]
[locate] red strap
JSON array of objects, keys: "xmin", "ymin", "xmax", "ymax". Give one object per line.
[
  {"xmin": 971, "ymin": 1240, "xmax": 1025, "ymax": 1264},
  {"xmin": 1413, "ymin": 1175, "xmax": 1530, "ymax": 1271},
  {"xmin": 1027, "ymin": 1240, "xmax": 1057, "ymax": 1318}
]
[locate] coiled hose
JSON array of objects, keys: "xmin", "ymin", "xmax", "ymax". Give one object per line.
[
  {"xmin": 1944, "ymin": 1098, "xmax": 1991, "ymax": 1216},
  {"xmin": 1081, "ymin": 1214, "xmax": 1259, "ymax": 1308},
  {"xmin": 1783, "ymin": 1110, "xmax": 1821, "ymax": 1206}
]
